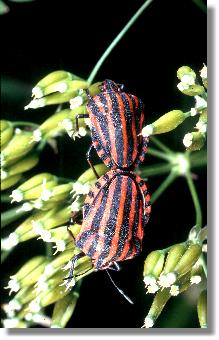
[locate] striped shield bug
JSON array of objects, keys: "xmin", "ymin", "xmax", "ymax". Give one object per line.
[
  {"xmin": 72, "ymin": 169, "xmax": 151, "ymax": 272},
  {"xmin": 75, "ymin": 79, "xmax": 149, "ymax": 175}
]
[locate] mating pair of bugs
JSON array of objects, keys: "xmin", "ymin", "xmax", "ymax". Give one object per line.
[{"xmin": 67, "ymin": 79, "xmax": 151, "ymax": 293}]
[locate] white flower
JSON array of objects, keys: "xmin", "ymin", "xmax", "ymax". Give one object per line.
[
  {"xmin": 10, "ymin": 189, "xmax": 23, "ymax": 203},
  {"xmin": 170, "ymin": 284, "xmax": 179, "ymax": 296},
  {"xmin": 69, "ymin": 96, "xmax": 83, "ymax": 109},
  {"xmin": 142, "ymin": 124, "xmax": 154, "ymax": 137},
  {"xmin": 144, "ymin": 316, "xmax": 154, "ymax": 328}
]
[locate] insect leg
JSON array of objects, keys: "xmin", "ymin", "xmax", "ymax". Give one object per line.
[
  {"xmin": 86, "ymin": 144, "xmax": 99, "ymax": 179},
  {"xmin": 75, "ymin": 113, "xmax": 89, "ymax": 133}
]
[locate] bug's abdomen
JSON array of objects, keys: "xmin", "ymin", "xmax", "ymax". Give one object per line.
[
  {"xmin": 87, "ymin": 91, "xmax": 146, "ymax": 170},
  {"xmin": 75, "ymin": 170, "xmax": 150, "ymax": 271}
]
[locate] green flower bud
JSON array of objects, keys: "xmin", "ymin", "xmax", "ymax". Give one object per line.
[
  {"xmin": 1, "ymin": 173, "xmax": 22, "ymax": 191},
  {"xmin": 2, "ymin": 318, "xmax": 27, "ymax": 328},
  {"xmin": 177, "ymin": 83, "xmax": 205, "ymax": 96},
  {"xmin": 1, "ymin": 130, "xmax": 36, "ymax": 167},
  {"xmin": 174, "ymin": 243, "xmax": 202, "ymax": 278},
  {"xmin": 6, "ymin": 257, "xmax": 50, "ymax": 294},
  {"xmin": 177, "ymin": 66, "xmax": 196, "ymax": 82},
  {"xmin": 0, "ymin": 120, "xmax": 14, "ymax": 149},
  {"xmin": 200, "ymin": 65, "xmax": 207, "ymax": 89},
  {"xmin": 143, "ymin": 250, "xmax": 166, "ymax": 286},
  {"xmin": 142, "ymin": 110, "xmax": 189, "ymax": 136},
  {"xmin": 158, "ymin": 243, "xmax": 187, "ymax": 287},
  {"xmin": 2, "ymin": 153, "xmax": 39, "ymax": 180},
  {"xmin": 32, "ymin": 70, "xmax": 78, "ymax": 98},
  {"xmin": 77, "ymin": 163, "xmax": 108, "ymax": 185},
  {"xmin": 38, "ymin": 282, "xmax": 69, "ymax": 308},
  {"xmin": 2, "ymin": 208, "xmax": 58, "ymax": 246},
  {"xmin": 197, "ymin": 290, "xmax": 207, "ymax": 328},
  {"xmin": 144, "ymin": 288, "xmax": 171, "ymax": 328},
  {"xmin": 11, "ymin": 256, "xmax": 48, "ymax": 282},
  {"xmin": 183, "ymin": 132, "xmax": 206, "ymax": 151},
  {"xmin": 51, "ymin": 290, "xmax": 79, "ymax": 328},
  {"xmin": 69, "ymin": 81, "xmax": 102, "ymax": 108},
  {"xmin": 10, "ymin": 173, "xmax": 58, "ymax": 202},
  {"xmin": 39, "ymin": 79, "xmax": 88, "ymax": 98},
  {"xmin": 25, "ymin": 90, "xmax": 83, "ymax": 110},
  {"xmin": 41, "ymin": 248, "xmax": 75, "ymax": 279}
]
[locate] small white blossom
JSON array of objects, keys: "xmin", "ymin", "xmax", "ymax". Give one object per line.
[
  {"xmin": 10, "ymin": 189, "xmax": 23, "ymax": 203},
  {"xmin": 147, "ymin": 283, "xmax": 159, "ymax": 294},
  {"xmin": 16, "ymin": 202, "xmax": 33, "ymax": 212},
  {"xmin": 177, "ymin": 82, "xmax": 189, "ymax": 92},
  {"xmin": 142, "ymin": 124, "xmax": 154, "ymax": 137},
  {"xmin": 4, "ymin": 278, "xmax": 20, "ymax": 295},
  {"xmin": 32, "ymin": 86, "xmax": 43, "ymax": 99},
  {"xmin": 190, "ymin": 275, "xmax": 202, "ymax": 285},
  {"xmin": 183, "ymin": 133, "xmax": 193, "ymax": 148},
  {"xmin": 33, "ymin": 129, "xmax": 42, "ymax": 142},
  {"xmin": 29, "ymin": 298, "xmax": 41, "ymax": 313},
  {"xmin": 1, "ymin": 233, "xmax": 19, "ymax": 251},
  {"xmin": 2, "ymin": 318, "xmax": 20, "ymax": 328},
  {"xmin": 195, "ymin": 95, "xmax": 207, "ymax": 110},
  {"xmin": 200, "ymin": 65, "xmax": 207, "ymax": 79},
  {"xmin": 70, "ymin": 96, "xmax": 83, "ymax": 109},
  {"xmin": 181, "ymin": 74, "xmax": 195, "ymax": 85},
  {"xmin": 24, "ymin": 98, "xmax": 45, "ymax": 110},
  {"xmin": 170, "ymin": 284, "xmax": 179, "ymax": 296},
  {"xmin": 196, "ymin": 121, "xmax": 207, "ymax": 133},
  {"xmin": 143, "ymin": 275, "xmax": 157, "ymax": 287},
  {"xmin": 144, "ymin": 316, "xmax": 154, "ymax": 328},
  {"xmin": 190, "ymin": 108, "xmax": 198, "ymax": 116},
  {"xmin": 53, "ymin": 240, "xmax": 66, "ymax": 254}
]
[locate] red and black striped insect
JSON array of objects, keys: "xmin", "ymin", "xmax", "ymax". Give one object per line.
[
  {"xmin": 69, "ymin": 169, "xmax": 151, "ymax": 273},
  {"xmin": 76, "ymin": 79, "xmax": 149, "ymax": 174}
]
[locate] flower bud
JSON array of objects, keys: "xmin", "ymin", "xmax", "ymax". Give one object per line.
[
  {"xmin": 2, "ymin": 208, "xmax": 58, "ymax": 246},
  {"xmin": 177, "ymin": 83, "xmax": 205, "ymax": 96},
  {"xmin": 69, "ymin": 81, "xmax": 102, "ymax": 108},
  {"xmin": 36, "ymin": 281, "xmax": 69, "ymax": 308},
  {"xmin": 158, "ymin": 243, "xmax": 187, "ymax": 287},
  {"xmin": 177, "ymin": 66, "xmax": 196, "ymax": 82},
  {"xmin": 1, "ymin": 173, "xmax": 22, "ymax": 191},
  {"xmin": 143, "ymin": 288, "xmax": 171, "ymax": 328},
  {"xmin": 32, "ymin": 71, "xmax": 77, "ymax": 98},
  {"xmin": 197, "ymin": 290, "xmax": 207, "ymax": 328},
  {"xmin": 2, "ymin": 318, "xmax": 27, "ymax": 328},
  {"xmin": 76, "ymin": 163, "xmax": 108, "ymax": 185},
  {"xmin": 2, "ymin": 153, "xmax": 39, "ymax": 180},
  {"xmin": 51, "ymin": 291, "xmax": 79, "ymax": 328},
  {"xmin": 1, "ymin": 130, "xmax": 36, "ymax": 167},
  {"xmin": 10, "ymin": 173, "xmax": 58, "ymax": 202},
  {"xmin": 142, "ymin": 110, "xmax": 188, "ymax": 136},
  {"xmin": 6, "ymin": 257, "xmax": 50, "ymax": 293},
  {"xmin": 173, "ymin": 243, "xmax": 202, "ymax": 276},
  {"xmin": 25, "ymin": 90, "xmax": 83, "ymax": 109},
  {"xmin": 200, "ymin": 65, "xmax": 207, "ymax": 89},
  {"xmin": 0, "ymin": 120, "xmax": 13, "ymax": 149},
  {"xmin": 183, "ymin": 132, "xmax": 206, "ymax": 151},
  {"xmin": 38, "ymin": 79, "xmax": 88, "ymax": 98},
  {"xmin": 143, "ymin": 250, "xmax": 166, "ymax": 286}
]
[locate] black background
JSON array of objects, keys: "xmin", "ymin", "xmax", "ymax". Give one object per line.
[{"xmin": 1, "ymin": 0, "xmax": 207, "ymax": 328}]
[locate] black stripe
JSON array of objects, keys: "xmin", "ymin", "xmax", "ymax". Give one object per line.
[
  {"xmin": 76, "ymin": 185, "xmax": 109, "ymax": 250},
  {"xmin": 95, "ymin": 175, "xmax": 122, "ymax": 270},
  {"xmin": 109, "ymin": 93, "xmax": 124, "ymax": 167},
  {"xmin": 110, "ymin": 175, "xmax": 134, "ymax": 261}
]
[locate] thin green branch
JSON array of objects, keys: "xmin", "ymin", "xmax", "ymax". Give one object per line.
[
  {"xmin": 1, "ymin": 205, "xmax": 29, "ymax": 228},
  {"xmin": 147, "ymin": 147, "xmax": 173, "ymax": 161},
  {"xmin": 11, "ymin": 121, "xmax": 39, "ymax": 129},
  {"xmin": 150, "ymin": 171, "xmax": 177, "ymax": 204},
  {"xmin": 87, "ymin": 0, "xmax": 154, "ymax": 84},
  {"xmin": 192, "ymin": 0, "xmax": 207, "ymax": 13},
  {"xmin": 140, "ymin": 163, "xmax": 173, "ymax": 177},
  {"xmin": 150, "ymin": 136, "xmax": 173, "ymax": 154},
  {"xmin": 185, "ymin": 171, "xmax": 202, "ymax": 230}
]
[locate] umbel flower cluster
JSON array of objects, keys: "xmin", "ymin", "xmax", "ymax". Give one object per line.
[{"xmin": 1, "ymin": 65, "xmax": 207, "ymax": 328}]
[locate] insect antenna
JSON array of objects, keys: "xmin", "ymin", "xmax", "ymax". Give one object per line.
[{"xmin": 106, "ymin": 269, "xmax": 134, "ymax": 305}]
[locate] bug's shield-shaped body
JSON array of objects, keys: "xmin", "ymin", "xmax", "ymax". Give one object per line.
[
  {"xmin": 75, "ymin": 169, "xmax": 151, "ymax": 271},
  {"xmin": 87, "ymin": 80, "xmax": 148, "ymax": 170}
]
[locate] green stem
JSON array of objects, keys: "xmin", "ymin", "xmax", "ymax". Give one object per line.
[
  {"xmin": 190, "ymin": 150, "xmax": 207, "ymax": 168},
  {"xmin": 148, "ymin": 147, "xmax": 172, "ymax": 161},
  {"xmin": 192, "ymin": 0, "xmax": 207, "ymax": 13},
  {"xmin": 87, "ymin": 0, "xmax": 154, "ymax": 84},
  {"xmin": 150, "ymin": 171, "xmax": 177, "ymax": 204},
  {"xmin": 11, "ymin": 121, "xmax": 39, "ymax": 129},
  {"xmin": 1, "ymin": 194, "xmax": 11, "ymax": 203},
  {"xmin": 1, "ymin": 206, "xmax": 29, "ymax": 229},
  {"xmin": 185, "ymin": 171, "xmax": 202, "ymax": 230},
  {"xmin": 140, "ymin": 163, "xmax": 173, "ymax": 177},
  {"xmin": 150, "ymin": 136, "xmax": 173, "ymax": 154}
]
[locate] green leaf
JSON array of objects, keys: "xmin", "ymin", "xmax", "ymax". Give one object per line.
[{"xmin": 0, "ymin": 1, "xmax": 9, "ymax": 15}]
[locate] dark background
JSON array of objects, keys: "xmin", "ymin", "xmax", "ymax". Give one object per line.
[{"xmin": 1, "ymin": 0, "xmax": 207, "ymax": 329}]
